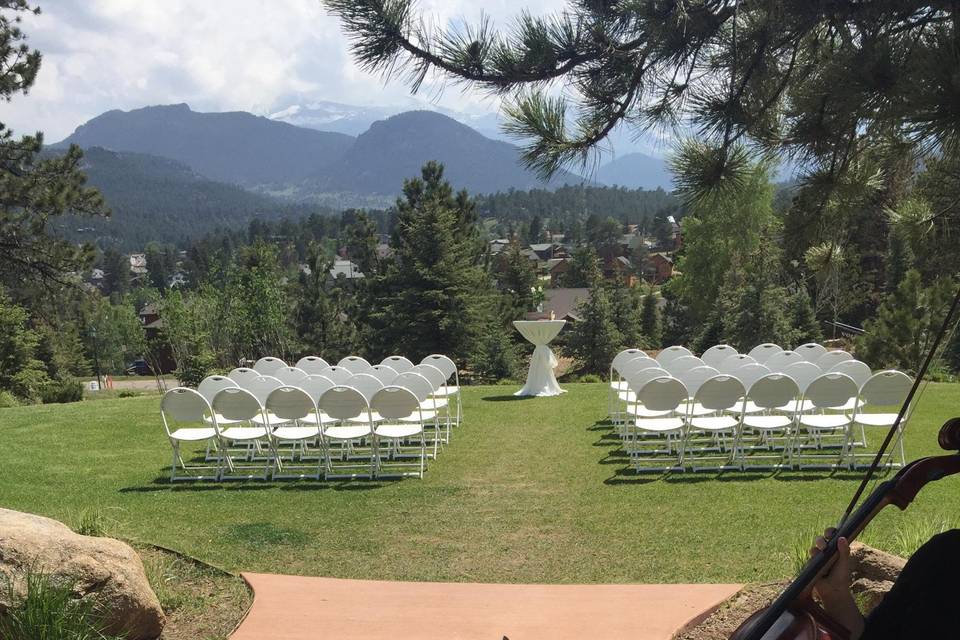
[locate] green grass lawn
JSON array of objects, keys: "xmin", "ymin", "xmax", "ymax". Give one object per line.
[{"xmin": 1, "ymin": 383, "xmax": 958, "ymax": 584}]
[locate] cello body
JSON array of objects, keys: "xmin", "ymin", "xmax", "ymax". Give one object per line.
[{"xmin": 731, "ymin": 596, "xmax": 849, "ymax": 640}]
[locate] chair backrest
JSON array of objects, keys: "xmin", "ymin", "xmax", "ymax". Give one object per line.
[
  {"xmin": 318, "ymin": 386, "xmax": 368, "ymax": 421},
  {"xmin": 618, "ymin": 356, "xmax": 659, "ymax": 377},
  {"xmin": 625, "ymin": 368, "xmax": 672, "ymax": 392},
  {"xmin": 211, "ymin": 387, "xmax": 263, "ymax": 422},
  {"xmin": 253, "ymin": 357, "xmax": 287, "ymax": 376},
  {"xmin": 320, "ymin": 366, "xmax": 354, "ymax": 385},
  {"xmin": 197, "ymin": 375, "xmax": 237, "ymax": 403},
  {"xmin": 804, "ymin": 373, "xmax": 859, "ymax": 409},
  {"xmin": 612, "ymin": 349, "xmax": 648, "ymax": 373},
  {"xmin": 701, "ymin": 345, "xmax": 738, "ymax": 369},
  {"xmin": 273, "ymin": 366, "xmax": 309, "ymax": 386},
  {"xmin": 747, "ymin": 374, "xmax": 801, "ymax": 410},
  {"xmin": 299, "ymin": 375, "xmax": 336, "ymax": 404},
  {"xmin": 161, "ymin": 387, "xmax": 211, "ymax": 424},
  {"xmin": 782, "ymin": 361, "xmax": 823, "ymax": 393},
  {"xmin": 337, "ymin": 356, "xmax": 372, "ymax": 374},
  {"xmin": 747, "ymin": 343, "xmax": 783, "ymax": 364},
  {"xmin": 795, "ymin": 343, "xmax": 827, "ymax": 362},
  {"xmin": 675, "ymin": 365, "xmax": 721, "ymax": 398},
  {"xmin": 393, "ymin": 372, "xmax": 434, "ymax": 402},
  {"xmin": 816, "ymin": 350, "xmax": 853, "ymax": 370},
  {"xmin": 731, "ymin": 363, "xmax": 772, "ymax": 391},
  {"xmin": 244, "ymin": 375, "xmax": 283, "ymax": 404},
  {"xmin": 718, "ymin": 354, "xmax": 756, "ymax": 374},
  {"xmin": 345, "ymin": 373, "xmax": 384, "ymax": 402},
  {"xmin": 295, "ymin": 356, "xmax": 330, "ymax": 375},
  {"xmin": 380, "ymin": 355, "xmax": 415, "ymax": 373},
  {"xmin": 369, "ymin": 365, "xmax": 399, "ymax": 386},
  {"xmin": 655, "ymin": 345, "xmax": 693, "ymax": 365},
  {"xmin": 411, "ymin": 363, "xmax": 446, "ymax": 391},
  {"xmin": 635, "ymin": 377, "xmax": 688, "ymax": 412},
  {"xmin": 265, "ymin": 386, "xmax": 316, "ymax": 421},
  {"xmin": 765, "ymin": 350, "xmax": 805, "ymax": 372},
  {"xmin": 228, "ymin": 367, "xmax": 260, "ymax": 387},
  {"xmin": 663, "ymin": 355, "xmax": 704, "ymax": 376},
  {"xmin": 859, "ymin": 370, "xmax": 913, "ymax": 408},
  {"xmin": 695, "ymin": 375, "xmax": 746, "ymax": 412},
  {"xmin": 829, "ymin": 360, "xmax": 872, "ymax": 389},
  {"xmin": 371, "ymin": 386, "xmax": 421, "ymax": 420},
  {"xmin": 421, "ymin": 354, "xmax": 457, "ymax": 380}
]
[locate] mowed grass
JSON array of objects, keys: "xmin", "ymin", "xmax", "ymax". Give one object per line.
[{"xmin": 1, "ymin": 383, "xmax": 958, "ymax": 584}]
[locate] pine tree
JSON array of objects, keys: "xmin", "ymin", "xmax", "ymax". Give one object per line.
[
  {"xmin": 295, "ymin": 243, "xmax": 360, "ymax": 361},
  {"xmin": 787, "ymin": 286, "xmax": 822, "ymax": 346},
  {"xmin": 101, "ymin": 247, "xmax": 130, "ymax": 298},
  {"xmin": 562, "ymin": 246, "xmax": 600, "ymax": 288},
  {"xmin": 499, "ymin": 238, "xmax": 537, "ymax": 314},
  {"xmin": 563, "ymin": 278, "xmax": 623, "ymax": 376},
  {"xmin": 342, "ymin": 210, "xmax": 379, "ymax": 276},
  {"xmin": 0, "ymin": 288, "xmax": 50, "ymax": 400},
  {"xmin": 639, "ymin": 291, "xmax": 662, "ymax": 349},
  {"xmin": 885, "ymin": 225, "xmax": 914, "ymax": 293},
  {"xmin": 719, "ymin": 250, "xmax": 793, "ymax": 351},
  {"xmin": 609, "ymin": 280, "xmax": 642, "ymax": 349},
  {"xmin": 526, "ymin": 214, "xmax": 543, "ymax": 245}
]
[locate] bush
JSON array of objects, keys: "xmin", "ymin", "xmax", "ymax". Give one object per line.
[
  {"xmin": 0, "ymin": 390, "xmax": 20, "ymax": 408},
  {"xmin": 117, "ymin": 390, "xmax": 138, "ymax": 398},
  {"xmin": 0, "ymin": 571, "xmax": 123, "ymax": 640},
  {"xmin": 39, "ymin": 378, "xmax": 84, "ymax": 404},
  {"xmin": 175, "ymin": 351, "xmax": 215, "ymax": 388}
]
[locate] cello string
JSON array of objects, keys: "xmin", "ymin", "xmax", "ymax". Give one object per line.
[{"xmin": 837, "ymin": 282, "xmax": 960, "ymax": 529}]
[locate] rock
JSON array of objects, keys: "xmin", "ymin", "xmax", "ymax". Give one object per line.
[
  {"xmin": 851, "ymin": 577, "xmax": 894, "ymax": 614},
  {"xmin": 0, "ymin": 508, "xmax": 165, "ymax": 639},
  {"xmin": 849, "ymin": 542, "xmax": 906, "ymax": 583}
]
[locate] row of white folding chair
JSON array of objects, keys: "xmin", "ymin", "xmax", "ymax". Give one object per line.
[{"xmin": 608, "ymin": 349, "xmax": 648, "ymax": 415}]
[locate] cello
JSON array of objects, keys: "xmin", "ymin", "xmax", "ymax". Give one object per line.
[{"xmin": 729, "ymin": 285, "xmax": 960, "ymax": 640}]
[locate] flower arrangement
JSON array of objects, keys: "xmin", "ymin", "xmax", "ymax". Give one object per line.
[{"xmin": 530, "ymin": 285, "xmax": 545, "ymax": 312}]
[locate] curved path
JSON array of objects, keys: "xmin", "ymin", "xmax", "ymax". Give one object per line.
[{"xmin": 231, "ymin": 573, "xmax": 741, "ymax": 640}]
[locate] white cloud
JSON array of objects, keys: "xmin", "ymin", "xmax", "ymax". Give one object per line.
[{"xmin": 2, "ymin": 0, "xmax": 568, "ymax": 141}]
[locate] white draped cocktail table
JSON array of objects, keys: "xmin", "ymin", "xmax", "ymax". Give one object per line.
[{"xmin": 513, "ymin": 320, "xmax": 566, "ymax": 397}]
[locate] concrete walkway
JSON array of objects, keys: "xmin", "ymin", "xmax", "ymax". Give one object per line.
[{"xmin": 231, "ymin": 573, "xmax": 742, "ymax": 640}]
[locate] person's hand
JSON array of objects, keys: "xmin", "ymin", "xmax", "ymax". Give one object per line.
[{"xmin": 810, "ymin": 527, "xmax": 852, "ymax": 604}]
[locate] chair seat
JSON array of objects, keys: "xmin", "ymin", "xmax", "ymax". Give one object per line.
[
  {"xmin": 169, "ymin": 427, "xmax": 217, "ymax": 442},
  {"xmin": 375, "ymin": 423, "xmax": 424, "ymax": 439},
  {"xmin": 734, "ymin": 400, "xmax": 765, "ymax": 415},
  {"xmin": 854, "ymin": 413, "xmax": 899, "ymax": 427},
  {"xmin": 204, "ymin": 414, "xmax": 244, "ymax": 425},
  {"xmin": 610, "ymin": 380, "xmax": 629, "ymax": 391},
  {"xmin": 678, "ymin": 401, "xmax": 713, "ymax": 416},
  {"xmin": 689, "ymin": 416, "xmax": 739, "ymax": 431},
  {"xmin": 743, "ymin": 415, "xmax": 793, "ymax": 430},
  {"xmin": 634, "ymin": 417, "xmax": 685, "ymax": 433},
  {"xmin": 433, "ymin": 385, "xmax": 459, "ymax": 397},
  {"xmin": 421, "ymin": 398, "xmax": 447, "ymax": 411},
  {"xmin": 220, "ymin": 426, "xmax": 269, "ymax": 441},
  {"xmin": 398, "ymin": 410, "xmax": 438, "ymax": 423},
  {"xmin": 323, "ymin": 425, "xmax": 372, "ymax": 440},
  {"xmin": 779, "ymin": 399, "xmax": 815, "ymax": 413},
  {"xmin": 625, "ymin": 404, "xmax": 672, "ymax": 418},
  {"xmin": 799, "ymin": 414, "xmax": 852, "ymax": 429},
  {"xmin": 299, "ymin": 412, "xmax": 340, "ymax": 425},
  {"xmin": 272, "ymin": 426, "xmax": 321, "ymax": 441},
  {"xmin": 617, "ymin": 390, "xmax": 636, "ymax": 402},
  {"xmin": 347, "ymin": 410, "xmax": 383, "ymax": 424},
  {"xmin": 252, "ymin": 412, "xmax": 293, "ymax": 426}
]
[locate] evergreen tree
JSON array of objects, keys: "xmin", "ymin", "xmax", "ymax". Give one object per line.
[
  {"xmin": 564, "ymin": 275, "xmax": 623, "ymax": 376},
  {"xmin": 885, "ymin": 225, "xmax": 914, "ymax": 293},
  {"xmin": 342, "ymin": 210, "xmax": 379, "ymax": 276},
  {"xmin": 145, "ymin": 242, "xmax": 172, "ymax": 291},
  {"xmin": 499, "ymin": 238, "xmax": 537, "ymax": 314},
  {"xmin": 0, "ymin": 288, "xmax": 49, "ymax": 400},
  {"xmin": 639, "ymin": 291, "xmax": 662, "ymax": 349},
  {"xmin": 787, "ymin": 286, "xmax": 822, "ymax": 346},
  {"xmin": 367, "ymin": 161, "xmax": 491, "ymax": 364},
  {"xmin": 295, "ymin": 243, "xmax": 360, "ymax": 361},
  {"xmin": 609, "ymin": 280, "xmax": 642, "ymax": 349},
  {"xmin": 562, "ymin": 245, "xmax": 600, "ymax": 288},
  {"xmin": 526, "ymin": 214, "xmax": 543, "ymax": 245},
  {"xmin": 101, "ymin": 247, "xmax": 130, "ymax": 298},
  {"xmin": 718, "ymin": 249, "xmax": 793, "ymax": 351}
]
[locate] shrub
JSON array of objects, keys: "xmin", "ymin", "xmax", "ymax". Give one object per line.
[
  {"xmin": 76, "ymin": 509, "xmax": 107, "ymax": 537},
  {"xmin": 0, "ymin": 571, "xmax": 123, "ymax": 640},
  {"xmin": 0, "ymin": 390, "xmax": 20, "ymax": 408},
  {"xmin": 39, "ymin": 378, "xmax": 84, "ymax": 405},
  {"xmin": 175, "ymin": 351, "xmax": 215, "ymax": 388},
  {"xmin": 117, "ymin": 390, "xmax": 138, "ymax": 398}
]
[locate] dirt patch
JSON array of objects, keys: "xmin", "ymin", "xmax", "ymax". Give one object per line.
[
  {"xmin": 136, "ymin": 545, "xmax": 251, "ymax": 640},
  {"xmin": 674, "ymin": 582, "xmax": 786, "ymax": 640}
]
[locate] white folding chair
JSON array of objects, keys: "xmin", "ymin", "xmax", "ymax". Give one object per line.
[
  {"xmin": 274, "ymin": 366, "xmax": 310, "ymax": 387},
  {"xmin": 295, "ymin": 356, "xmax": 330, "ymax": 375},
  {"xmin": 609, "ymin": 349, "xmax": 649, "ymax": 415},
  {"xmin": 422, "ymin": 354, "xmax": 462, "ymax": 425},
  {"xmin": 675, "ymin": 365, "xmax": 721, "ymax": 417},
  {"xmin": 380, "ymin": 355, "xmax": 415, "ymax": 373},
  {"xmin": 718, "ymin": 354, "xmax": 756, "ymax": 374},
  {"xmin": 729, "ymin": 363, "xmax": 771, "ymax": 414},
  {"xmin": 781, "ymin": 361, "xmax": 823, "ymax": 413},
  {"xmin": 621, "ymin": 367, "xmax": 674, "ymax": 443},
  {"xmin": 764, "ymin": 350, "xmax": 804, "ymax": 373},
  {"xmin": 369, "ymin": 365, "xmax": 400, "ymax": 386},
  {"xmin": 318, "ymin": 386, "xmax": 375, "ymax": 479},
  {"xmin": 795, "ymin": 343, "xmax": 827, "ymax": 363},
  {"xmin": 228, "ymin": 367, "xmax": 260, "ymax": 388},
  {"xmin": 338, "ymin": 356, "xmax": 373, "ymax": 374},
  {"xmin": 197, "ymin": 375, "xmax": 239, "ymax": 459},
  {"xmin": 829, "ymin": 360, "xmax": 872, "ymax": 389},
  {"xmin": 371, "ymin": 386, "xmax": 427, "ymax": 478},
  {"xmin": 266, "ymin": 386, "xmax": 324, "ymax": 480},
  {"xmin": 344, "ymin": 373, "xmax": 386, "ymax": 426},
  {"xmin": 160, "ymin": 388, "xmax": 222, "ymax": 481},
  {"xmin": 682, "ymin": 375, "xmax": 746, "ymax": 471},
  {"xmin": 394, "ymin": 371, "xmax": 443, "ymax": 457},
  {"xmin": 629, "ymin": 376, "xmax": 689, "ymax": 472},
  {"xmin": 320, "ymin": 365, "xmax": 354, "ymax": 385},
  {"xmin": 211, "ymin": 387, "xmax": 274, "ymax": 480},
  {"xmin": 849, "ymin": 370, "xmax": 913, "ymax": 469},
  {"xmin": 663, "ymin": 355, "xmax": 704, "ymax": 376},
  {"xmin": 613, "ymin": 356, "xmax": 660, "ymax": 420},
  {"xmin": 253, "ymin": 357, "xmax": 287, "ymax": 376},
  {"xmin": 816, "ymin": 350, "xmax": 853, "ymax": 370},
  {"xmin": 244, "ymin": 375, "xmax": 289, "ymax": 429},
  {"xmin": 739, "ymin": 374, "xmax": 801, "ymax": 469},
  {"xmin": 701, "ymin": 345, "xmax": 738, "ymax": 369},
  {"xmin": 655, "ymin": 345, "xmax": 693, "ymax": 366},
  {"xmin": 411, "ymin": 364, "xmax": 452, "ymax": 443},
  {"xmin": 795, "ymin": 373, "xmax": 859, "ymax": 469},
  {"xmin": 747, "ymin": 343, "xmax": 783, "ymax": 364},
  {"xmin": 297, "ymin": 375, "xmax": 341, "ymax": 431}
]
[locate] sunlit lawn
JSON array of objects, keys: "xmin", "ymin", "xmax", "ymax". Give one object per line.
[{"xmin": 1, "ymin": 383, "xmax": 957, "ymax": 584}]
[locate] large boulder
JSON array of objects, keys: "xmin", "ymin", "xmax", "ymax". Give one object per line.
[
  {"xmin": 0, "ymin": 508, "xmax": 165, "ymax": 639},
  {"xmin": 848, "ymin": 542, "xmax": 907, "ymax": 614}
]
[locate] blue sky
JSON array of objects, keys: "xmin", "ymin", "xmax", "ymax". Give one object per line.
[{"xmin": 4, "ymin": 0, "xmax": 567, "ymax": 141}]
